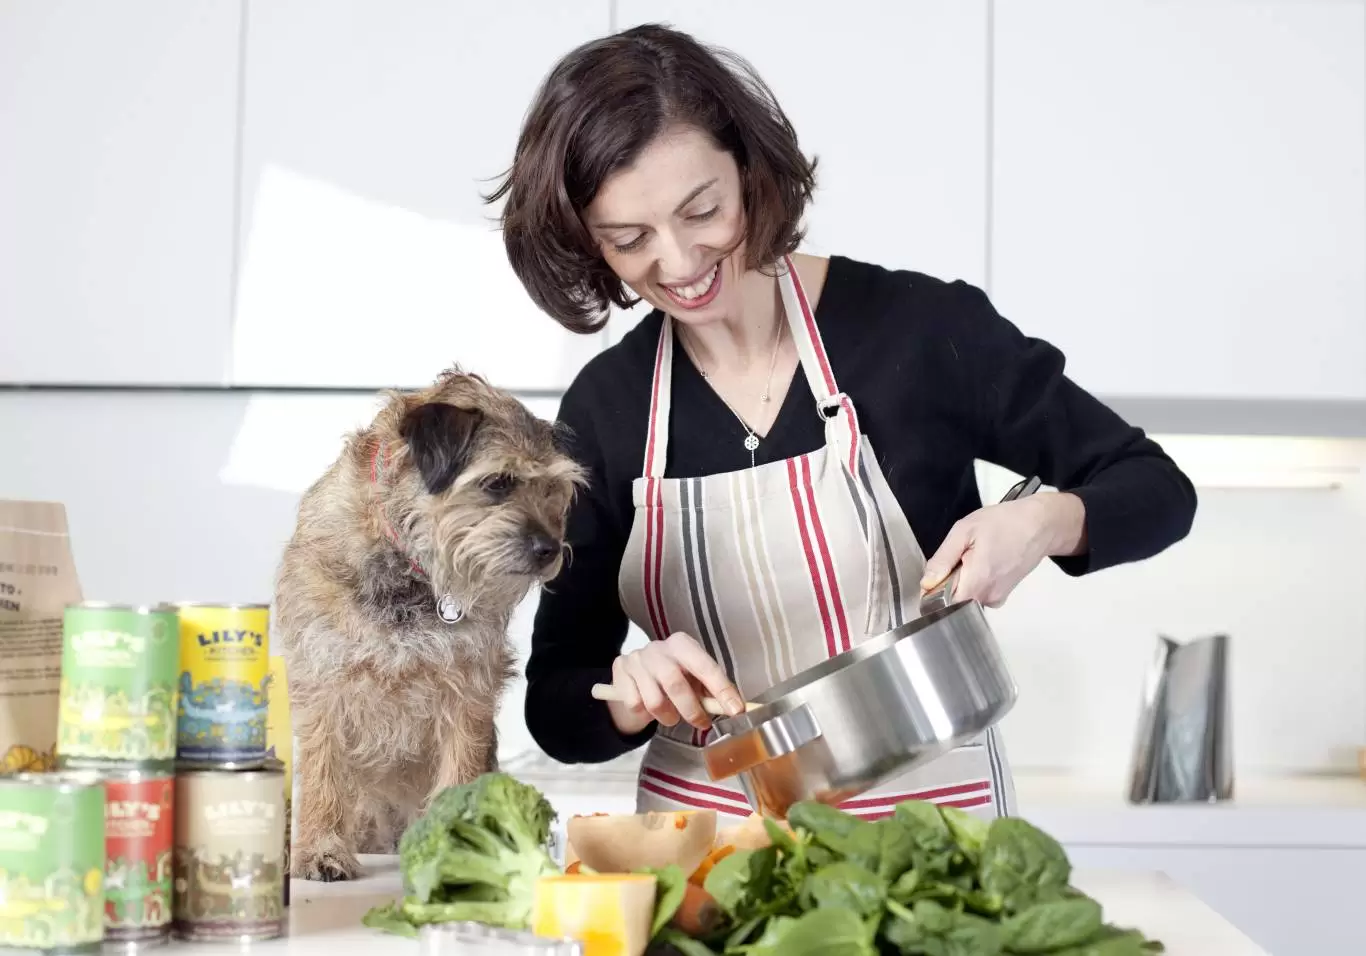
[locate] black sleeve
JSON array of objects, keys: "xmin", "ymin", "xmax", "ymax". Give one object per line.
[
  {"xmin": 523, "ymin": 378, "xmax": 658, "ymax": 763},
  {"xmin": 948, "ymin": 281, "xmax": 1198, "ymax": 575}
]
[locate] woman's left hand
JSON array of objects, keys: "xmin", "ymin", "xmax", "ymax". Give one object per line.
[{"xmin": 919, "ymin": 492, "xmax": 1088, "ymax": 609}]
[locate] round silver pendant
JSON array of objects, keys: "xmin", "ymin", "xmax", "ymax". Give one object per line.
[
  {"xmin": 437, "ymin": 594, "xmax": 464, "ymax": 624},
  {"xmin": 743, "ymin": 434, "xmax": 760, "ymax": 452}
]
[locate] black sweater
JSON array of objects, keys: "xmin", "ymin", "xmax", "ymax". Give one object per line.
[{"xmin": 525, "ymin": 256, "xmax": 1197, "ymax": 764}]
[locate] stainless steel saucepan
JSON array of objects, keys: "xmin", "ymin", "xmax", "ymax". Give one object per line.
[{"xmin": 701, "ymin": 475, "xmax": 1042, "ymax": 818}]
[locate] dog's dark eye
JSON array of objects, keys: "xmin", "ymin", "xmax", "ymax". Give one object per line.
[{"xmin": 481, "ymin": 474, "xmax": 517, "ymax": 497}]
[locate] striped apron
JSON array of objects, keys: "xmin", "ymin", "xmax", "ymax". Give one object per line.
[{"xmin": 618, "ymin": 256, "xmax": 1016, "ymax": 823}]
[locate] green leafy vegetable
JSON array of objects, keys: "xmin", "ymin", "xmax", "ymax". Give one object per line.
[
  {"xmin": 801, "ymin": 861, "xmax": 887, "ymax": 919},
  {"xmin": 362, "ymin": 771, "xmax": 560, "ymax": 935},
  {"xmin": 1000, "ymin": 896, "xmax": 1104, "ymax": 952},
  {"xmin": 643, "ymin": 864, "xmax": 689, "ymax": 938},
  {"xmin": 978, "ymin": 818, "xmax": 1072, "ymax": 914}
]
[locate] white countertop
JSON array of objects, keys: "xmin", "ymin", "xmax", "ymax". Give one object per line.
[
  {"xmin": 162, "ymin": 855, "xmax": 1268, "ymax": 956},
  {"xmin": 503, "ymin": 752, "xmax": 1366, "ymax": 849}
]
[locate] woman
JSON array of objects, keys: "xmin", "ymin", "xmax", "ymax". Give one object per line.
[{"xmin": 490, "ymin": 24, "xmax": 1196, "ymax": 820}]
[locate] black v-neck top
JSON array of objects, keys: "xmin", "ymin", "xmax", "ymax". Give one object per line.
[{"xmin": 525, "ymin": 255, "xmax": 1197, "ymax": 764}]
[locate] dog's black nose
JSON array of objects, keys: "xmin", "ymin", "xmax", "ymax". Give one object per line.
[{"xmin": 528, "ymin": 533, "xmax": 562, "ymax": 567}]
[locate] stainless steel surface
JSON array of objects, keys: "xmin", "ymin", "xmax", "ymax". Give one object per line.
[
  {"xmin": 707, "ymin": 600, "xmax": 1018, "ymax": 815},
  {"xmin": 702, "ymin": 477, "xmax": 1039, "ymax": 816},
  {"xmin": 918, "ymin": 476, "xmax": 1042, "ymax": 615},
  {"xmin": 1127, "ymin": 633, "xmax": 1234, "ymax": 804}
]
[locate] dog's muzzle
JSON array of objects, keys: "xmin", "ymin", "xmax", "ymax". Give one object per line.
[{"xmin": 526, "ymin": 532, "xmax": 563, "ymax": 572}]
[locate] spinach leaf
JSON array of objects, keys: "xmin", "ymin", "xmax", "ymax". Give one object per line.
[
  {"xmin": 889, "ymin": 802, "xmax": 958, "ymax": 879},
  {"xmin": 881, "ymin": 898, "xmax": 1004, "ymax": 956},
  {"xmin": 939, "ymin": 805, "xmax": 989, "ymax": 863},
  {"xmin": 801, "ymin": 861, "xmax": 887, "ymax": 919},
  {"xmin": 639, "ymin": 864, "xmax": 689, "ymax": 939},
  {"xmin": 745, "ymin": 908, "xmax": 877, "ymax": 956},
  {"xmin": 651, "ymin": 926, "xmax": 719, "ymax": 956},
  {"xmin": 1000, "ymin": 897, "xmax": 1103, "ymax": 953},
  {"xmin": 788, "ymin": 801, "xmax": 868, "ymax": 842},
  {"xmin": 702, "ymin": 848, "xmax": 754, "ymax": 916},
  {"xmin": 889, "ymin": 868, "xmax": 920, "ymax": 904},
  {"xmin": 1044, "ymin": 924, "xmax": 1165, "ymax": 956},
  {"xmin": 978, "ymin": 818, "xmax": 1071, "ymax": 913},
  {"xmin": 763, "ymin": 817, "xmax": 799, "ymax": 853}
]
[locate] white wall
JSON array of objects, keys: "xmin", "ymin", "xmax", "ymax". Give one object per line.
[{"xmin": 4, "ymin": 0, "xmax": 1366, "ymax": 778}]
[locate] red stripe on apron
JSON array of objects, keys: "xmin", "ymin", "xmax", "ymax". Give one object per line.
[
  {"xmin": 837, "ymin": 780, "xmax": 992, "ymax": 809},
  {"xmin": 786, "ymin": 254, "xmax": 836, "ymax": 395},
  {"xmin": 787, "ymin": 459, "xmax": 837, "ymax": 658},
  {"xmin": 641, "ymin": 477, "xmax": 665, "ymax": 641},
  {"xmin": 641, "ymin": 767, "xmax": 749, "ymax": 804},
  {"xmin": 800, "ymin": 455, "xmax": 852, "ymax": 654},
  {"xmin": 639, "ymin": 780, "xmax": 754, "ymax": 817},
  {"xmin": 855, "ymin": 794, "xmax": 994, "ymax": 820}
]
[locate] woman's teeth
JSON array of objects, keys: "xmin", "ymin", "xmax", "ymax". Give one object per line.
[{"xmin": 668, "ymin": 264, "xmax": 718, "ymax": 301}]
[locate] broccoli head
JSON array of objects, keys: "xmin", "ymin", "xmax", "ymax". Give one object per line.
[{"xmin": 365, "ymin": 771, "xmax": 562, "ymax": 935}]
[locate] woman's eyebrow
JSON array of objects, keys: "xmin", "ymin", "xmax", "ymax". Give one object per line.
[{"xmin": 591, "ymin": 178, "xmax": 719, "ymax": 229}]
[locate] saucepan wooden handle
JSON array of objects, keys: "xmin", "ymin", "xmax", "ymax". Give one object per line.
[{"xmin": 590, "ymin": 682, "xmax": 756, "ymax": 717}]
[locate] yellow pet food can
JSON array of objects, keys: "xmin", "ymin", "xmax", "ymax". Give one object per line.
[
  {"xmin": 174, "ymin": 603, "xmax": 270, "ymax": 766},
  {"xmin": 265, "ymin": 654, "xmax": 292, "ymax": 906}
]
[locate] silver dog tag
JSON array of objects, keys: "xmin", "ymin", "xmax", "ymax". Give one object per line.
[{"xmin": 437, "ymin": 594, "xmax": 464, "ymax": 624}]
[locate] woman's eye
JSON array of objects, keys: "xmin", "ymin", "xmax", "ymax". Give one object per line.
[
  {"xmin": 687, "ymin": 207, "xmax": 719, "ymax": 222},
  {"xmin": 482, "ymin": 474, "xmax": 517, "ymax": 496},
  {"xmin": 612, "ymin": 234, "xmax": 647, "ymax": 254}
]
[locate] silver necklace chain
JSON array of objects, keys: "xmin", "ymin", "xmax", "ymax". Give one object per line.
[{"xmin": 680, "ymin": 316, "xmax": 785, "ymax": 470}]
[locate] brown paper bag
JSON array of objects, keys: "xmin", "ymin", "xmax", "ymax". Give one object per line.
[{"xmin": 0, "ymin": 501, "xmax": 83, "ymax": 772}]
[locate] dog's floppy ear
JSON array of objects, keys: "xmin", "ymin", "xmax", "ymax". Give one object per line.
[{"xmin": 399, "ymin": 402, "xmax": 483, "ymax": 495}]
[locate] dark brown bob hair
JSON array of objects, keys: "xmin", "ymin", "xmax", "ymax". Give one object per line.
[{"xmin": 486, "ymin": 23, "xmax": 817, "ymax": 334}]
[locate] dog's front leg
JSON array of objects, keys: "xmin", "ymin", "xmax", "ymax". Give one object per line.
[
  {"xmin": 292, "ymin": 708, "xmax": 361, "ymax": 882},
  {"xmin": 425, "ymin": 710, "xmax": 496, "ymax": 808}
]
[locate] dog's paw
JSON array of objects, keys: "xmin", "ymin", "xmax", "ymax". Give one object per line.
[{"xmin": 292, "ymin": 843, "xmax": 360, "ymax": 882}]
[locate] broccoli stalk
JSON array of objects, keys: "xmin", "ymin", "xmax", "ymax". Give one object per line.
[{"xmin": 363, "ymin": 772, "xmax": 562, "ymax": 936}]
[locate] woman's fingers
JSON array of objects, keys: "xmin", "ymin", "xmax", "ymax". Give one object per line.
[
  {"xmin": 665, "ymin": 633, "xmax": 744, "ymax": 716},
  {"xmin": 646, "ymin": 654, "xmax": 709, "ymax": 728},
  {"xmin": 622, "ymin": 650, "xmax": 682, "ymax": 727}
]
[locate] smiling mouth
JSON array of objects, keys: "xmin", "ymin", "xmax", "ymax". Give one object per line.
[{"xmin": 660, "ymin": 263, "xmax": 722, "ymax": 310}]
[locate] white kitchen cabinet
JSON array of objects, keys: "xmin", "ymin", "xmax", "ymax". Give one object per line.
[
  {"xmin": 233, "ymin": 0, "xmax": 611, "ymax": 391},
  {"xmin": 0, "ymin": 1, "xmax": 241, "ymax": 385},
  {"xmin": 607, "ymin": 0, "xmax": 990, "ymax": 344},
  {"xmin": 993, "ymin": 0, "xmax": 1366, "ymax": 401}
]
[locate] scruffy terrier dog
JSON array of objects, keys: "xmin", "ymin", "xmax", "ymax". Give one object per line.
[{"xmin": 275, "ymin": 368, "xmax": 584, "ymax": 881}]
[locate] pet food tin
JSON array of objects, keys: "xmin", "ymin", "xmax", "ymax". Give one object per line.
[
  {"xmin": 172, "ymin": 762, "xmax": 285, "ymax": 942},
  {"xmin": 95, "ymin": 768, "xmax": 174, "ymax": 949},
  {"xmin": 265, "ymin": 655, "xmax": 292, "ymax": 907},
  {"xmin": 56, "ymin": 603, "xmax": 179, "ymax": 770},
  {"xmin": 0, "ymin": 771, "xmax": 106, "ymax": 954},
  {"xmin": 173, "ymin": 603, "xmax": 270, "ymax": 766}
]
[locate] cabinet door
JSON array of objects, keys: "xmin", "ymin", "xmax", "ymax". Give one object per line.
[
  {"xmin": 993, "ymin": 0, "xmax": 1366, "ymax": 400},
  {"xmin": 0, "ymin": 1, "xmax": 241, "ymax": 385},
  {"xmin": 233, "ymin": 1, "xmax": 611, "ymax": 391},
  {"xmin": 607, "ymin": 1, "xmax": 990, "ymax": 344}
]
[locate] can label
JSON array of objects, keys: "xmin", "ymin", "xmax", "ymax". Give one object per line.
[
  {"xmin": 172, "ymin": 771, "xmax": 284, "ymax": 939},
  {"xmin": 0, "ymin": 777, "xmax": 105, "ymax": 952},
  {"xmin": 57, "ymin": 606, "xmax": 179, "ymax": 764},
  {"xmin": 176, "ymin": 606, "xmax": 270, "ymax": 763},
  {"xmin": 265, "ymin": 656, "xmax": 292, "ymax": 906},
  {"xmin": 103, "ymin": 774, "xmax": 173, "ymax": 940}
]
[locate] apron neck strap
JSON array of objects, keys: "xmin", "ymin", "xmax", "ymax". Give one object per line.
[{"xmin": 641, "ymin": 255, "xmax": 862, "ymax": 478}]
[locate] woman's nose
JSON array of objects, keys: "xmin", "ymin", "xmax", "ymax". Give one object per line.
[{"xmin": 653, "ymin": 229, "xmax": 701, "ymax": 282}]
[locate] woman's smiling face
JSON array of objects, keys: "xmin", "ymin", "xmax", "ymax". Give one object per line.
[{"xmin": 584, "ymin": 126, "xmax": 749, "ymax": 325}]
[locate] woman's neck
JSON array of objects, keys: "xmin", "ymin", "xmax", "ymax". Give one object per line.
[{"xmin": 677, "ymin": 269, "xmax": 782, "ymax": 376}]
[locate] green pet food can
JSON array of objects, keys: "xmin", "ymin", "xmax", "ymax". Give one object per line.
[
  {"xmin": 0, "ymin": 771, "xmax": 106, "ymax": 954},
  {"xmin": 56, "ymin": 603, "xmax": 179, "ymax": 770}
]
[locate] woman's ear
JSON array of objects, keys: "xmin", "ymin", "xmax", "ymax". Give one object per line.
[{"xmin": 399, "ymin": 402, "xmax": 483, "ymax": 495}]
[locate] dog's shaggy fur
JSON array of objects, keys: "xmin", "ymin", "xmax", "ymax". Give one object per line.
[{"xmin": 276, "ymin": 368, "xmax": 584, "ymax": 881}]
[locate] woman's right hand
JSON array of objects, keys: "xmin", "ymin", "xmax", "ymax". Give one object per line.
[{"xmin": 607, "ymin": 632, "xmax": 744, "ymax": 735}]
